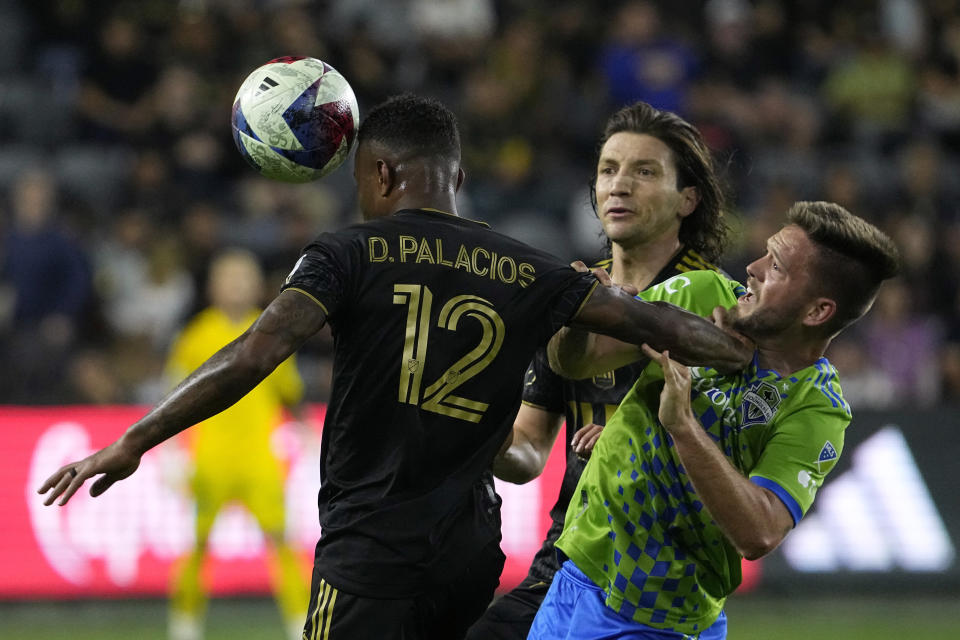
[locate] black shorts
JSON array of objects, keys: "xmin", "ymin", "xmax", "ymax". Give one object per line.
[
  {"xmin": 301, "ymin": 541, "xmax": 505, "ymax": 640},
  {"xmin": 463, "ymin": 574, "xmax": 552, "ymax": 640}
]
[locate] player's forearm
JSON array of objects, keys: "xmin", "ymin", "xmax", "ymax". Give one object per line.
[
  {"xmin": 492, "ymin": 429, "xmax": 549, "ymax": 484},
  {"xmin": 548, "ymin": 327, "xmax": 596, "ymax": 379},
  {"xmin": 669, "ymin": 424, "xmax": 791, "ymax": 560},
  {"xmin": 120, "ymin": 333, "xmax": 280, "ymax": 455},
  {"xmin": 627, "ymin": 301, "xmax": 751, "ymax": 372},
  {"xmin": 124, "ymin": 288, "xmax": 326, "ymax": 453},
  {"xmin": 547, "ymin": 321, "xmax": 649, "ymax": 379},
  {"xmin": 573, "ymin": 287, "xmax": 751, "ymax": 373}
]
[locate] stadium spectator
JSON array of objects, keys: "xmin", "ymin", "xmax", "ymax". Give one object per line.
[
  {"xmin": 75, "ymin": 12, "xmax": 161, "ymax": 143},
  {"xmin": 597, "ymin": 1, "xmax": 700, "ymax": 113},
  {"xmin": 862, "ymin": 278, "xmax": 944, "ymax": 407},
  {"xmin": 821, "ymin": 25, "xmax": 917, "ymax": 151},
  {"xmin": 106, "ymin": 234, "xmax": 195, "ymax": 352},
  {"xmin": 0, "ymin": 167, "xmax": 92, "ymax": 403}
]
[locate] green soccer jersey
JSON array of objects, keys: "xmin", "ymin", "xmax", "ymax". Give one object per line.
[{"xmin": 556, "ymin": 270, "xmax": 851, "ymax": 635}]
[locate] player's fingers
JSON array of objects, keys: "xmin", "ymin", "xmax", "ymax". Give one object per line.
[
  {"xmin": 38, "ymin": 467, "xmax": 67, "ymax": 494},
  {"xmin": 57, "ymin": 468, "xmax": 89, "ymax": 506},
  {"xmin": 659, "ymin": 350, "xmax": 678, "ymax": 379},
  {"xmin": 583, "ymin": 431, "xmax": 602, "ymax": 452},
  {"xmin": 571, "ymin": 431, "xmax": 582, "ymax": 447},
  {"xmin": 710, "ymin": 306, "xmax": 726, "ymax": 326},
  {"xmin": 571, "ymin": 422, "xmax": 596, "ymax": 446},
  {"xmin": 90, "ymin": 475, "xmax": 117, "ymax": 498},
  {"xmin": 640, "ymin": 343, "xmax": 660, "ymax": 361},
  {"xmin": 590, "ymin": 268, "xmax": 613, "ymax": 287},
  {"xmin": 41, "ymin": 470, "xmax": 72, "ymax": 506},
  {"xmin": 570, "ymin": 260, "xmax": 589, "ymax": 273},
  {"xmin": 643, "ymin": 345, "xmax": 673, "ymax": 373}
]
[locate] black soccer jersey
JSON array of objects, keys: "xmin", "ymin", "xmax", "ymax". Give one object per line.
[
  {"xmin": 281, "ymin": 208, "xmax": 597, "ymax": 597},
  {"xmin": 521, "ymin": 248, "xmax": 725, "ymax": 582}
]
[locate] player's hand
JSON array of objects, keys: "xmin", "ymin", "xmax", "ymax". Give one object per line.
[
  {"xmin": 570, "ymin": 261, "xmax": 639, "ymax": 296},
  {"xmin": 641, "ymin": 344, "xmax": 696, "ymax": 436},
  {"xmin": 710, "ymin": 305, "xmax": 736, "ymax": 331},
  {"xmin": 710, "ymin": 305, "xmax": 754, "ymax": 371},
  {"xmin": 37, "ymin": 440, "xmax": 142, "ymax": 506},
  {"xmin": 571, "ymin": 422, "xmax": 604, "ymax": 460}
]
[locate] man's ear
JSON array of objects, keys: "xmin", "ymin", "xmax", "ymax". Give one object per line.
[
  {"xmin": 678, "ymin": 185, "xmax": 700, "ymax": 219},
  {"xmin": 456, "ymin": 167, "xmax": 465, "ymax": 192},
  {"xmin": 803, "ymin": 297, "xmax": 837, "ymax": 328},
  {"xmin": 377, "ymin": 159, "xmax": 394, "ymax": 197}
]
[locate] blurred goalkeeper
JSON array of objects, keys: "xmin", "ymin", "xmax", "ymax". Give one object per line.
[{"xmin": 164, "ymin": 249, "xmax": 309, "ymax": 640}]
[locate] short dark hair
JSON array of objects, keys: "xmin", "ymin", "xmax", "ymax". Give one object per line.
[
  {"xmin": 593, "ymin": 102, "xmax": 729, "ymax": 262},
  {"xmin": 788, "ymin": 201, "xmax": 901, "ymax": 335},
  {"xmin": 357, "ymin": 93, "xmax": 461, "ymax": 163}
]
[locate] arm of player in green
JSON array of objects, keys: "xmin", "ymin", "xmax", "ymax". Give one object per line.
[{"xmin": 37, "ymin": 289, "xmax": 328, "ymax": 506}]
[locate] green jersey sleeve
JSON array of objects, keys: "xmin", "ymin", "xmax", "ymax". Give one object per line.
[{"xmin": 748, "ymin": 364, "xmax": 851, "ymax": 524}]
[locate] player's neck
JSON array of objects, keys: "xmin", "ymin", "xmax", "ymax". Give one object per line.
[
  {"xmin": 754, "ymin": 335, "xmax": 829, "ymax": 377},
  {"xmin": 392, "ymin": 191, "xmax": 459, "ymax": 218},
  {"xmin": 610, "ymin": 237, "xmax": 682, "ymax": 290},
  {"xmin": 390, "ymin": 165, "xmax": 460, "ymax": 217}
]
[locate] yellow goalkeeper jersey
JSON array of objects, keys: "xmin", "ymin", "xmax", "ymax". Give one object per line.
[{"xmin": 166, "ymin": 307, "xmax": 304, "ymax": 466}]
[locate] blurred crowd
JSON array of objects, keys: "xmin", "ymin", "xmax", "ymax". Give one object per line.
[{"xmin": 1, "ymin": 0, "xmax": 960, "ymax": 409}]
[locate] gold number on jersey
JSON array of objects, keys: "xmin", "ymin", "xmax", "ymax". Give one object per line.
[
  {"xmin": 393, "ymin": 285, "xmax": 505, "ymax": 422},
  {"xmin": 393, "ymin": 284, "xmax": 432, "ymax": 404}
]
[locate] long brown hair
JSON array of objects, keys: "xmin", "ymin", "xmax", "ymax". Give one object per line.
[{"xmin": 592, "ymin": 102, "xmax": 729, "ymax": 262}]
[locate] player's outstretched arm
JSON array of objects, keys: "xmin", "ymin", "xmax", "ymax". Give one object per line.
[
  {"xmin": 560, "ymin": 284, "xmax": 752, "ymax": 375},
  {"xmin": 37, "ymin": 290, "xmax": 327, "ymax": 506}
]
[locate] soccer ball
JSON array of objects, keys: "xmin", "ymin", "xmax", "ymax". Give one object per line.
[{"xmin": 231, "ymin": 57, "xmax": 359, "ymax": 183}]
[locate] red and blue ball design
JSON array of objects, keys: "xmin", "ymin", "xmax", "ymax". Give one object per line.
[{"xmin": 231, "ymin": 57, "xmax": 359, "ymax": 183}]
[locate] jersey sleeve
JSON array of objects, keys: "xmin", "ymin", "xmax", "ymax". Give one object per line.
[
  {"xmin": 540, "ymin": 269, "xmax": 600, "ymax": 336},
  {"xmin": 521, "ymin": 348, "xmax": 565, "ymax": 413},
  {"xmin": 637, "ymin": 269, "xmax": 744, "ymax": 317},
  {"xmin": 748, "ymin": 404, "xmax": 850, "ymax": 526},
  {"xmin": 280, "ymin": 232, "xmax": 356, "ymax": 319}
]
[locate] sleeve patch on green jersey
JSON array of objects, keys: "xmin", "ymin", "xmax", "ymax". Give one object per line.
[{"xmin": 816, "ymin": 440, "xmax": 839, "ymax": 470}]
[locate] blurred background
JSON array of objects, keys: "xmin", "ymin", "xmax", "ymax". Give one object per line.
[{"xmin": 1, "ymin": 0, "xmax": 959, "ymax": 638}]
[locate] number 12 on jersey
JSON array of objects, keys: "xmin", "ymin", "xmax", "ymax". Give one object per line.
[{"xmin": 393, "ymin": 284, "xmax": 505, "ymax": 423}]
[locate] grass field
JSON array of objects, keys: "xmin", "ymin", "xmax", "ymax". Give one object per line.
[{"xmin": 2, "ymin": 594, "xmax": 958, "ymax": 639}]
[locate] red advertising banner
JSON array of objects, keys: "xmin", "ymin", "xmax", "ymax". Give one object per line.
[
  {"xmin": 2, "ymin": 405, "xmax": 760, "ymax": 599},
  {"xmin": 1, "ymin": 405, "xmax": 567, "ymax": 599}
]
